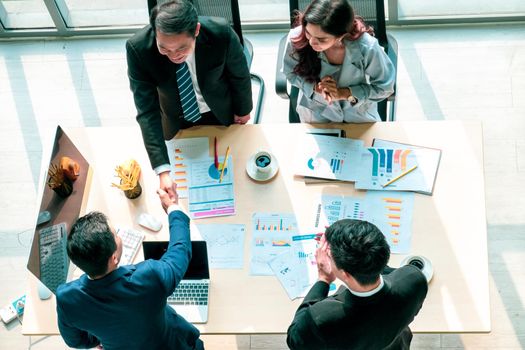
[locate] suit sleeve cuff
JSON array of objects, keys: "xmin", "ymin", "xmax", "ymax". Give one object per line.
[
  {"xmin": 167, "ymin": 204, "xmax": 188, "ymax": 217},
  {"xmin": 154, "ymin": 164, "xmax": 171, "ymax": 175}
]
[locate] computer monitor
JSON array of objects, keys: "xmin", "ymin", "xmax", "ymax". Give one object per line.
[{"xmin": 27, "ymin": 126, "xmax": 91, "ymax": 295}]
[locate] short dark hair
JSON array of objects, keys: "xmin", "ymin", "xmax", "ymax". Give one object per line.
[
  {"xmin": 150, "ymin": 0, "xmax": 198, "ymax": 36},
  {"xmin": 67, "ymin": 211, "xmax": 117, "ymax": 278},
  {"xmin": 325, "ymin": 219, "xmax": 390, "ymax": 286}
]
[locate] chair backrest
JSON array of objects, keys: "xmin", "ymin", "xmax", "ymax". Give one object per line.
[
  {"xmin": 291, "ymin": 0, "xmax": 388, "ymax": 50},
  {"xmin": 148, "ymin": 0, "xmax": 245, "ymax": 46}
]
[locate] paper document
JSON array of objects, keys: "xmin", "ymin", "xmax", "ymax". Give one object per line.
[
  {"xmin": 250, "ymin": 213, "xmax": 297, "ymax": 275},
  {"xmin": 313, "ymin": 195, "xmax": 366, "ymax": 229},
  {"xmin": 269, "ymin": 234, "xmax": 320, "ymax": 299},
  {"xmin": 188, "ymin": 156, "xmax": 235, "ymax": 219},
  {"xmin": 294, "ymin": 134, "xmax": 364, "ymax": 181},
  {"xmin": 196, "ymin": 224, "xmax": 245, "ymax": 269},
  {"xmin": 166, "ymin": 137, "xmax": 210, "ymax": 198},
  {"xmin": 370, "ymin": 139, "xmax": 442, "ymax": 195},
  {"xmin": 354, "ymin": 147, "xmax": 426, "ymax": 192},
  {"xmin": 311, "ymin": 192, "xmax": 414, "ymax": 254},
  {"xmin": 364, "ymin": 191, "xmax": 415, "ymax": 254}
]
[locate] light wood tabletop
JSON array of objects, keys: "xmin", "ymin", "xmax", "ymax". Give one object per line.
[{"xmin": 23, "ymin": 121, "xmax": 490, "ymax": 336}]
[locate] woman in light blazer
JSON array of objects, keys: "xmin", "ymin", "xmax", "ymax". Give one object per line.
[{"xmin": 282, "ymin": 0, "xmax": 395, "ymax": 123}]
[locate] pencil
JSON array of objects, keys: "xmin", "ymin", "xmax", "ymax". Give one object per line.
[
  {"xmin": 214, "ymin": 137, "xmax": 219, "ymax": 170},
  {"xmin": 219, "ymin": 146, "xmax": 230, "ymax": 183},
  {"xmin": 382, "ymin": 165, "xmax": 418, "ymax": 188}
]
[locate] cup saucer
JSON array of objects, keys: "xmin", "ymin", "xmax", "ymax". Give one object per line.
[{"xmin": 246, "ymin": 153, "xmax": 279, "ymax": 182}]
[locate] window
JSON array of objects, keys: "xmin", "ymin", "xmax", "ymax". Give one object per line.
[
  {"xmin": 57, "ymin": 0, "xmax": 148, "ymax": 28},
  {"xmin": 0, "ymin": 0, "xmax": 54, "ymax": 29}
]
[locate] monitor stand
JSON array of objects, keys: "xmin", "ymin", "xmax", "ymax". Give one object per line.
[{"xmin": 37, "ymin": 282, "xmax": 52, "ymax": 300}]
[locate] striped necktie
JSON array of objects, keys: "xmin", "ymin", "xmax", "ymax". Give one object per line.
[{"xmin": 176, "ymin": 62, "xmax": 201, "ymax": 123}]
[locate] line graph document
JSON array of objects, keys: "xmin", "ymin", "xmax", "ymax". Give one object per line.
[{"xmin": 195, "ymin": 224, "xmax": 246, "ymax": 269}]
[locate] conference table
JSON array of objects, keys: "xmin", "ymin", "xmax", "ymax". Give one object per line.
[{"xmin": 22, "ymin": 121, "xmax": 490, "ymax": 336}]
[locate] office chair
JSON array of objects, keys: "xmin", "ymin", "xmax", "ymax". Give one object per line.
[
  {"xmin": 148, "ymin": 0, "xmax": 265, "ymax": 124},
  {"xmin": 275, "ymin": 0, "xmax": 398, "ymax": 123}
]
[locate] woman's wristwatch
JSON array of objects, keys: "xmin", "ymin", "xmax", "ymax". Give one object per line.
[{"xmin": 345, "ymin": 87, "xmax": 358, "ymax": 105}]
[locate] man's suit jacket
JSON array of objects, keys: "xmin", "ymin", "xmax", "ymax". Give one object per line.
[
  {"xmin": 56, "ymin": 211, "xmax": 200, "ymax": 350},
  {"xmin": 287, "ymin": 265, "xmax": 428, "ymax": 350},
  {"xmin": 126, "ymin": 17, "xmax": 253, "ymax": 169}
]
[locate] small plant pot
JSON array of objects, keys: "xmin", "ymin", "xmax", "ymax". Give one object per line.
[
  {"xmin": 52, "ymin": 177, "xmax": 73, "ymax": 198},
  {"xmin": 124, "ymin": 182, "xmax": 142, "ymax": 199}
]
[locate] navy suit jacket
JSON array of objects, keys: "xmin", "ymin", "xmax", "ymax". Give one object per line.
[
  {"xmin": 56, "ymin": 210, "xmax": 200, "ymax": 350},
  {"xmin": 126, "ymin": 16, "xmax": 253, "ymax": 170},
  {"xmin": 287, "ymin": 265, "xmax": 428, "ymax": 350}
]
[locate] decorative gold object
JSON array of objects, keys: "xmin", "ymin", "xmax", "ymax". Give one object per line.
[
  {"xmin": 59, "ymin": 156, "xmax": 80, "ymax": 181},
  {"xmin": 47, "ymin": 163, "xmax": 73, "ymax": 198},
  {"xmin": 112, "ymin": 159, "xmax": 142, "ymax": 199}
]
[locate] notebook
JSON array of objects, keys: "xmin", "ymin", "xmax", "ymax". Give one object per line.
[{"xmin": 142, "ymin": 241, "xmax": 210, "ymax": 323}]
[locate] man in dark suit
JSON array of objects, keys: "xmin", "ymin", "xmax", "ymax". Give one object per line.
[
  {"xmin": 287, "ymin": 219, "xmax": 428, "ymax": 350},
  {"xmin": 126, "ymin": 0, "xmax": 252, "ymax": 198},
  {"xmin": 56, "ymin": 187, "xmax": 204, "ymax": 350}
]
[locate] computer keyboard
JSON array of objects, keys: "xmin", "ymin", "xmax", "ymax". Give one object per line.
[
  {"xmin": 168, "ymin": 281, "xmax": 209, "ymax": 305},
  {"xmin": 39, "ymin": 223, "xmax": 68, "ymax": 293},
  {"xmin": 117, "ymin": 227, "xmax": 145, "ymax": 266}
]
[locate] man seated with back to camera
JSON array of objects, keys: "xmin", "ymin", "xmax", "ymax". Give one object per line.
[
  {"xmin": 287, "ymin": 219, "xmax": 428, "ymax": 350},
  {"xmin": 55, "ymin": 186, "xmax": 204, "ymax": 350},
  {"xmin": 126, "ymin": 0, "xmax": 253, "ymax": 200}
]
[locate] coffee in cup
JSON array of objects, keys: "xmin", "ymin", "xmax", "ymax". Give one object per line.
[{"xmin": 254, "ymin": 151, "xmax": 272, "ymax": 174}]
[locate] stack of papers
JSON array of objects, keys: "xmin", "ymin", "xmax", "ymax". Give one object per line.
[
  {"xmin": 312, "ymin": 192, "xmax": 415, "ymax": 254},
  {"xmin": 294, "ymin": 135, "xmax": 441, "ymax": 195}
]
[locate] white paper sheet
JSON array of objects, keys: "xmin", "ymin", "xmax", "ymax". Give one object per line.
[{"xmin": 195, "ymin": 224, "xmax": 246, "ymax": 269}]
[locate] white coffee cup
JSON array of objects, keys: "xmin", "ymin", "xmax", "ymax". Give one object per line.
[{"xmin": 254, "ymin": 151, "xmax": 272, "ymax": 174}]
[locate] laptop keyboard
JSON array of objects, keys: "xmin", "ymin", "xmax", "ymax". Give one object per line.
[
  {"xmin": 168, "ymin": 281, "xmax": 209, "ymax": 305},
  {"xmin": 117, "ymin": 228, "xmax": 145, "ymax": 266}
]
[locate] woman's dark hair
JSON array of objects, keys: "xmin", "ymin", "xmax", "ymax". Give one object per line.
[
  {"xmin": 290, "ymin": 0, "xmax": 374, "ymax": 83},
  {"xmin": 67, "ymin": 211, "xmax": 117, "ymax": 278},
  {"xmin": 325, "ymin": 219, "xmax": 390, "ymax": 286},
  {"xmin": 150, "ymin": 0, "xmax": 198, "ymax": 36}
]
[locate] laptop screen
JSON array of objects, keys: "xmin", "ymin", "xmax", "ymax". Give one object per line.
[{"xmin": 142, "ymin": 241, "xmax": 210, "ymax": 280}]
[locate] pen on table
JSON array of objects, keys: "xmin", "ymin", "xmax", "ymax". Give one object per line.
[
  {"xmin": 382, "ymin": 165, "xmax": 418, "ymax": 188},
  {"xmin": 214, "ymin": 137, "xmax": 219, "ymax": 170},
  {"xmin": 219, "ymin": 146, "xmax": 231, "ymax": 183}
]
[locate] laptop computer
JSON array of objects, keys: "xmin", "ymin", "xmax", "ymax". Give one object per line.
[{"xmin": 142, "ymin": 240, "xmax": 210, "ymax": 323}]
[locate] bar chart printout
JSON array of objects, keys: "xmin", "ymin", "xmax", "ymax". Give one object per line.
[
  {"xmin": 250, "ymin": 213, "xmax": 298, "ymax": 275},
  {"xmin": 355, "ymin": 146, "xmax": 437, "ymax": 194},
  {"xmin": 294, "ymin": 134, "xmax": 364, "ymax": 181},
  {"xmin": 313, "ymin": 195, "xmax": 365, "ymax": 229},
  {"xmin": 364, "ymin": 191, "xmax": 415, "ymax": 254},
  {"xmin": 166, "ymin": 137, "xmax": 209, "ymax": 198},
  {"xmin": 355, "ymin": 148, "xmax": 416, "ymax": 188}
]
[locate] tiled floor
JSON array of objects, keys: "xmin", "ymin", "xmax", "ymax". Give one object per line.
[{"xmin": 1, "ymin": 23, "xmax": 525, "ymax": 349}]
